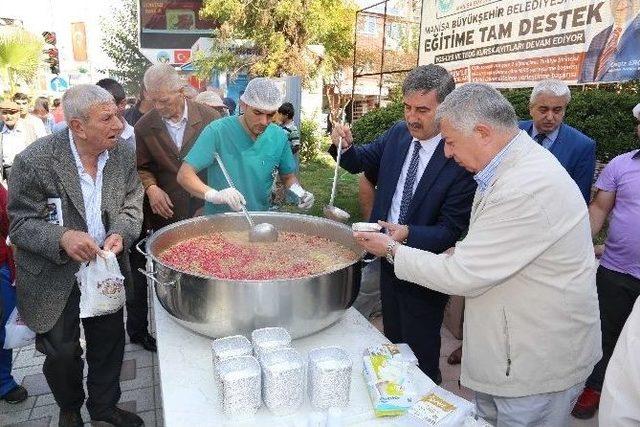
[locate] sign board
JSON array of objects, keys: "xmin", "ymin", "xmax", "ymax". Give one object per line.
[
  {"xmin": 418, "ymin": 0, "xmax": 640, "ymax": 86},
  {"xmin": 139, "ymin": 0, "xmax": 217, "ymax": 49},
  {"xmin": 50, "ymin": 76, "xmax": 69, "ymax": 92},
  {"xmin": 139, "ymin": 48, "xmax": 192, "ymax": 66}
]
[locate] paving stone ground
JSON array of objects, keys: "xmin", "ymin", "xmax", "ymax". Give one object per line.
[
  {"xmin": 2, "ymin": 291, "xmax": 599, "ymax": 426},
  {"xmin": 1, "ymin": 290, "xmax": 162, "ymax": 427}
]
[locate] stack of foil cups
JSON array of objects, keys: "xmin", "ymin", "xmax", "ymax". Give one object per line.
[
  {"xmin": 260, "ymin": 347, "xmax": 305, "ymax": 415},
  {"xmin": 251, "ymin": 327, "xmax": 292, "ymax": 360},
  {"xmin": 308, "ymin": 346, "xmax": 352, "ymax": 409},
  {"xmin": 215, "ymin": 355, "xmax": 262, "ymax": 417},
  {"xmin": 211, "ymin": 335, "xmax": 253, "ymax": 367}
]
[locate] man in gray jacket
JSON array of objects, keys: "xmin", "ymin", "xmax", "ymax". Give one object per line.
[
  {"xmin": 355, "ymin": 84, "xmax": 601, "ymax": 426},
  {"xmin": 8, "ymin": 85, "xmax": 144, "ymax": 427}
]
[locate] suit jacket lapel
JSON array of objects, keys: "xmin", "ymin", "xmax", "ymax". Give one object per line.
[
  {"xmin": 52, "ymin": 131, "xmax": 86, "ymax": 221},
  {"xmin": 180, "ymin": 101, "xmax": 203, "ymax": 158},
  {"xmin": 380, "ymin": 131, "xmax": 412, "ymax": 217},
  {"xmin": 101, "ymin": 148, "xmax": 118, "ymax": 221},
  {"xmin": 405, "ymin": 140, "xmax": 449, "ymax": 220}
]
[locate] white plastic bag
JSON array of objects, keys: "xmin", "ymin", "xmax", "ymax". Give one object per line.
[
  {"xmin": 3, "ymin": 307, "xmax": 36, "ymax": 349},
  {"xmin": 76, "ymin": 250, "xmax": 125, "ymax": 318}
]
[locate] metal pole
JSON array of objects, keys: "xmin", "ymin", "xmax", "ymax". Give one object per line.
[
  {"xmin": 378, "ymin": 0, "xmax": 389, "ymax": 106},
  {"xmin": 416, "ymin": 0, "xmax": 424, "ymax": 67},
  {"xmin": 351, "ymin": 9, "xmax": 360, "ymax": 123}
]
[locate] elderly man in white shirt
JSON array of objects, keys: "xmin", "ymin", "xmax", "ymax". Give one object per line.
[
  {"xmin": 0, "ymin": 100, "xmax": 38, "ymax": 181},
  {"xmin": 355, "ymin": 83, "xmax": 601, "ymax": 426},
  {"xmin": 12, "ymin": 93, "xmax": 48, "ymax": 139}
]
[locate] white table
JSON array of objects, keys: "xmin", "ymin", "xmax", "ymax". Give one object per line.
[{"xmin": 153, "ymin": 295, "xmax": 473, "ymax": 426}]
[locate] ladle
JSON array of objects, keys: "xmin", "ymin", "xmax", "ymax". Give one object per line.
[
  {"xmin": 323, "ymin": 135, "xmax": 351, "ymax": 223},
  {"xmin": 214, "ymin": 153, "xmax": 278, "ymax": 243}
]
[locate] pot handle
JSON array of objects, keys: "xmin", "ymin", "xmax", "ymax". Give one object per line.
[
  {"xmin": 137, "ymin": 268, "xmax": 177, "ymax": 288},
  {"xmin": 135, "ymin": 237, "xmax": 149, "ymax": 256}
]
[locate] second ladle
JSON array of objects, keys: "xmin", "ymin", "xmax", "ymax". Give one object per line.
[
  {"xmin": 214, "ymin": 153, "xmax": 278, "ymax": 243},
  {"xmin": 323, "ymin": 135, "xmax": 351, "ymax": 223}
]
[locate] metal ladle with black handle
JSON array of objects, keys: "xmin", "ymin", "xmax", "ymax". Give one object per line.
[
  {"xmin": 214, "ymin": 153, "xmax": 278, "ymax": 243},
  {"xmin": 323, "ymin": 133, "xmax": 351, "ymax": 223}
]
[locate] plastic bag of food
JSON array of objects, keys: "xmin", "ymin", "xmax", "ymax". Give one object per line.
[
  {"xmin": 362, "ymin": 349, "xmax": 417, "ymax": 417},
  {"xmin": 364, "ymin": 343, "xmax": 419, "ymax": 366},
  {"xmin": 3, "ymin": 307, "xmax": 36, "ymax": 349},
  {"xmin": 400, "ymin": 391, "xmax": 476, "ymax": 426},
  {"xmin": 76, "ymin": 250, "xmax": 125, "ymax": 318}
]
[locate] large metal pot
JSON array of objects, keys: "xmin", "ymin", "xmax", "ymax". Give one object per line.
[{"xmin": 140, "ymin": 212, "xmax": 363, "ymax": 339}]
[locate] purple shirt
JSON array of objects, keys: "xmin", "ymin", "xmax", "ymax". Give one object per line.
[{"xmin": 596, "ymin": 149, "xmax": 640, "ymax": 279}]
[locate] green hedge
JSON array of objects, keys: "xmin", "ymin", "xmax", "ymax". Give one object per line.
[
  {"xmin": 299, "ymin": 119, "xmax": 323, "ymax": 164},
  {"xmin": 352, "ymin": 88, "xmax": 639, "ymax": 161}
]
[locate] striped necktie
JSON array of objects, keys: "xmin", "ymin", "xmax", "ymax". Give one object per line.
[
  {"xmin": 398, "ymin": 140, "xmax": 421, "ymax": 225},
  {"xmin": 533, "ymin": 133, "xmax": 547, "ymax": 145},
  {"xmin": 595, "ymin": 26, "xmax": 622, "ymax": 81}
]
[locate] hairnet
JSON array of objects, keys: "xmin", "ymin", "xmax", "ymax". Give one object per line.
[{"xmin": 239, "ymin": 78, "xmax": 283, "ymax": 111}]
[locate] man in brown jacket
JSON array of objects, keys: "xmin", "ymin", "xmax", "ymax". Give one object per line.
[
  {"xmin": 129, "ymin": 64, "xmax": 219, "ymax": 351},
  {"xmin": 135, "ymin": 64, "xmax": 220, "ymax": 230}
]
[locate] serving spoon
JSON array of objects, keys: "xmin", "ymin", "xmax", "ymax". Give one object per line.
[
  {"xmin": 214, "ymin": 153, "xmax": 278, "ymax": 243},
  {"xmin": 323, "ymin": 134, "xmax": 351, "ymax": 223}
]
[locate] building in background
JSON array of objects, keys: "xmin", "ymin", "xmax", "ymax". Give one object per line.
[
  {"xmin": 325, "ymin": 0, "xmax": 420, "ymax": 122},
  {"xmin": 1, "ymin": 0, "xmax": 117, "ymax": 95}
]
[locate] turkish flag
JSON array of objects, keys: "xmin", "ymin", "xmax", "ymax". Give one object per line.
[{"xmin": 174, "ymin": 50, "xmax": 191, "ymax": 64}]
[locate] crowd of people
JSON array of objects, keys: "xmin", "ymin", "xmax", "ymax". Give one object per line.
[
  {"xmin": 343, "ymin": 66, "xmax": 639, "ymax": 426},
  {"xmin": 0, "ymin": 62, "xmax": 637, "ymax": 427}
]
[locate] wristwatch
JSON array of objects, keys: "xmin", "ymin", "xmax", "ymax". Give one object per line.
[{"xmin": 386, "ymin": 240, "xmax": 399, "ymax": 264}]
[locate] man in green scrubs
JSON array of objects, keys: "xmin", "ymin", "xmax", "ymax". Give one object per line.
[{"xmin": 177, "ymin": 78, "xmax": 314, "ymax": 213}]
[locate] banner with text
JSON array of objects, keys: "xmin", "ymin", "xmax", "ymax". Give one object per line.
[{"xmin": 418, "ymin": 0, "xmax": 640, "ymax": 86}]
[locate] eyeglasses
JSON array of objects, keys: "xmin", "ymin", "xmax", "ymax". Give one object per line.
[{"xmin": 0, "ymin": 110, "xmax": 20, "ymax": 115}]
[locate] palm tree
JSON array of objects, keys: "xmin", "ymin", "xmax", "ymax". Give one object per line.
[{"xmin": 0, "ymin": 29, "xmax": 44, "ymax": 95}]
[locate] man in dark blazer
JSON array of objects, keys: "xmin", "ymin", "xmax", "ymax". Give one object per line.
[
  {"xmin": 129, "ymin": 64, "xmax": 220, "ymax": 352},
  {"xmin": 519, "ymin": 79, "xmax": 596, "ymax": 203},
  {"xmin": 8, "ymin": 85, "xmax": 144, "ymax": 427},
  {"xmin": 330, "ymin": 65, "xmax": 476, "ymax": 383},
  {"xmin": 579, "ymin": 1, "xmax": 640, "ymax": 83}
]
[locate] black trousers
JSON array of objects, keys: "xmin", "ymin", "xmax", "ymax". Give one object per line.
[
  {"xmin": 126, "ymin": 233, "xmax": 149, "ymax": 339},
  {"xmin": 380, "ymin": 261, "xmax": 449, "ymax": 382},
  {"xmin": 586, "ymin": 265, "xmax": 640, "ymax": 391},
  {"xmin": 35, "ymin": 286, "xmax": 124, "ymax": 419}
]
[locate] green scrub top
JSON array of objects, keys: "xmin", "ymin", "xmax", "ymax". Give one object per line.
[{"xmin": 184, "ymin": 116, "xmax": 297, "ymax": 214}]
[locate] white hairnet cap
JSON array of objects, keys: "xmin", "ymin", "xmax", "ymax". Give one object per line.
[
  {"xmin": 239, "ymin": 78, "xmax": 283, "ymax": 111},
  {"xmin": 633, "ymin": 103, "xmax": 640, "ymax": 120}
]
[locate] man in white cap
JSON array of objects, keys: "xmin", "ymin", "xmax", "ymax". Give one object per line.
[
  {"xmin": 177, "ymin": 78, "xmax": 314, "ymax": 213},
  {"xmin": 194, "ymin": 90, "xmax": 229, "ymax": 117}
]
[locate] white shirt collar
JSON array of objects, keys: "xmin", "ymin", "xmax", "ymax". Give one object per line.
[
  {"xmin": 69, "ymin": 130, "xmax": 110, "ymax": 173},
  {"xmin": 120, "ymin": 120, "xmax": 135, "ymax": 140},
  {"xmin": 1, "ymin": 124, "xmax": 19, "ymax": 134},
  {"xmin": 162, "ymin": 100, "xmax": 188, "ymax": 128},
  {"xmin": 412, "ymin": 133, "xmax": 441, "ymax": 148}
]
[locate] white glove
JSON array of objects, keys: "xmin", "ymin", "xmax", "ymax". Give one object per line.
[
  {"xmin": 299, "ymin": 191, "xmax": 315, "ymax": 210},
  {"xmin": 289, "ymin": 183, "xmax": 314, "ymax": 210},
  {"xmin": 204, "ymin": 188, "xmax": 246, "ymax": 211}
]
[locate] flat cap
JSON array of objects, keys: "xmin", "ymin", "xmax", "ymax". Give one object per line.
[{"xmin": 0, "ymin": 100, "xmax": 20, "ymax": 111}]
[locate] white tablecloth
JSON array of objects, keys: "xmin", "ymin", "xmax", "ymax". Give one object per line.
[{"xmin": 153, "ymin": 295, "xmax": 473, "ymax": 426}]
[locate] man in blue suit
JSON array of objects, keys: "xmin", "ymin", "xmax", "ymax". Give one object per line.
[
  {"xmin": 330, "ymin": 65, "xmax": 476, "ymax": 383},
  {"xmin": 519, "ymin": 79, "xmax": 596, "ymax": 203},
  {"xmin": 579, "ymin": 0, "xmax": 640, "ymax": 82}
]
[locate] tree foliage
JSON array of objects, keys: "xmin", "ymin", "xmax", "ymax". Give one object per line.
[
  {"xmin": 101, "ymin": 0, "xmax": 151, "ymax": 94},
  {"xmin": 352, "ymin": 85, "xmax": 640, "ymax": 162},
  {"xmin": 0, "ymin": 29, "xmax": 43, "ymax": 95},
  {"xmin": 196, "ymin": 0, "xmax": 357, "ymax": 85}
]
